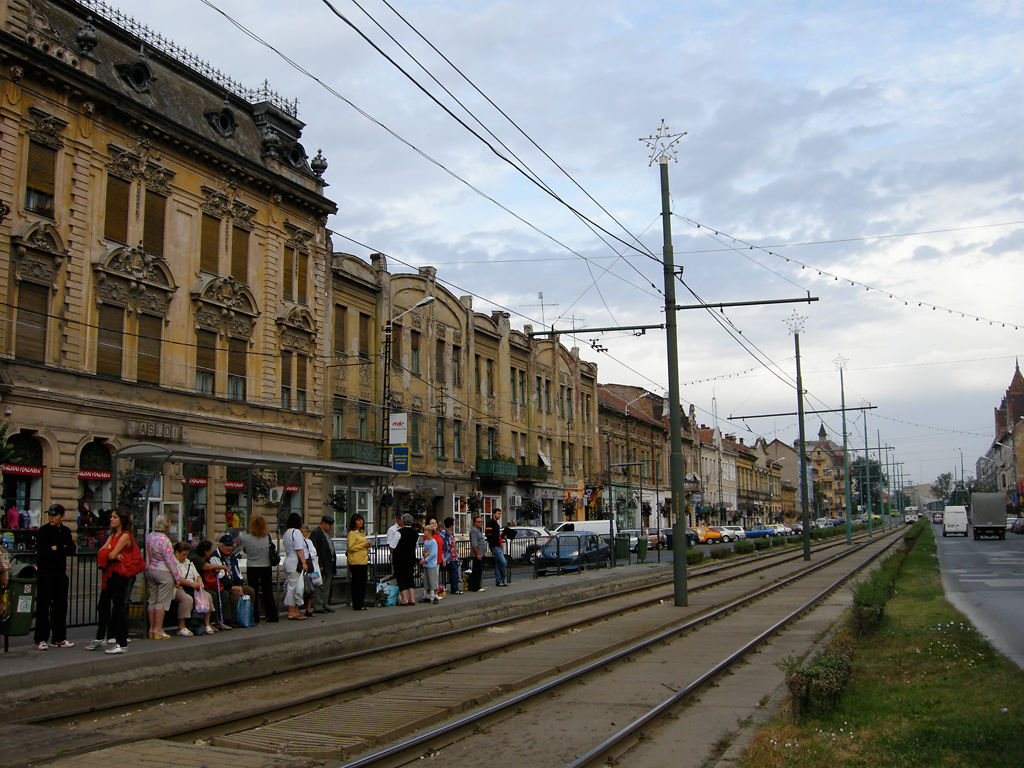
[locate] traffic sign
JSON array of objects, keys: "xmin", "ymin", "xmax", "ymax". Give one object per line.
[{"xmin": 392, "ymin": 446, "xmax": 410, "ymax": 474}]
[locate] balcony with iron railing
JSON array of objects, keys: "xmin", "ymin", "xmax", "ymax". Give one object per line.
[
  {"xmin": 517, "ymin": 463, "xmax": 548, "ymax": 481},
  {"xmin": 331, "ymin": 439, "xmax": 384, "ymax": 465},
  {"xmin": 476, "ymin": 457, "xmax": 518, "ymax": 479}
]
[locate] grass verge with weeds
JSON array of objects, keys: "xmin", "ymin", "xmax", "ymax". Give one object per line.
[{"xmin": 739, "ymin": 523, "xmax": 1024, "ymax": 768}]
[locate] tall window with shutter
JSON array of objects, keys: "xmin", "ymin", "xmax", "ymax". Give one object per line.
[
  {"xmin": 280, "ymin": 351, "xmax": 292, "ymax": 409},
  {"xmin": 137, "ymin": 314, "xmax": 162, "ymax": 385},
  {"xmin": 96, "ymin": 305, "xmax": 124, "ymax": 378},
  {"xmin": 435, "ymin": 340, "xmax": 445, "ymax": 384},
  {"xmin": 143, "ymin": 191, "xmax": 165, "ymax": 255},
  {"xmin": 282, "ymin": 247, "xmax": 294, "ymax": 301},
  {"xmin": 200, "ymin": 214, "xmax": 219, "ymax": 273},
  {"xmin": 359, "ymin": 313, "xmax": 371, "ymax": 360},
  {"xmin": 104, "ymin": 176, "xmax": 130, "ymax": 243},
  {"xmin": 296, "ymin": 354, "xmax": 308, "ymax": 411},
  {"xmin": 15, "ymin": 283, "xmax": 48, "ymax": 362},
  {"xmin": 227, "ymin": 337, "xmax": 246, "ymax": 401},
  {"xmin": 230, "ymin": 226, "xmax": 248, "ymax": 283},
  {"xmin": 196, "ymin": 329, "xmax": 216, "ymax": 395},
  {"xmin": 410, "ymin": 331, "xmax": 421, "ymax": 375},
  {"xmin": 297, "ymin": 251, "xmax": 308, "ymax": 304},
  {"xmin": 25, "ymin": 141, "xmax": 56, "ymax": 217}
]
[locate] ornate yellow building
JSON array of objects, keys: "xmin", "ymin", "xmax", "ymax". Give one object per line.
[
  {"xmin": 328, "ymin": 255, "xmax": 601, "ymax": 533},
  {"xmin": 0, "ymin": 0, "xmax": 363, "ymax": 543}
]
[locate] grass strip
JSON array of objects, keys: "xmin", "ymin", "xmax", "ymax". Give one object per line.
[{"xmin": 738, "ymin": 523, "xmax": 1024, "ymax": 768}]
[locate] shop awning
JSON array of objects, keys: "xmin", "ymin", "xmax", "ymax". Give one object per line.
[{"xmin": 115, "ymin": 443, "xmax": 398, "ymax": 476}]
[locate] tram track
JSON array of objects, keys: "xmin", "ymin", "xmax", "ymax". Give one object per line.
[
  {"xmin": 11, "ymin": 530, "xmax": 893, "ymax": 768},
  {"xmin": 331, "ymin": 527, "xmax": 904, "ymax": 768}
]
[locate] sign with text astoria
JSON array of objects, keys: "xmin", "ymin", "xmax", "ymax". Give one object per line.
[{"xmin": 389, "ymin": 413, "xmax": 408, "ymax": 444}]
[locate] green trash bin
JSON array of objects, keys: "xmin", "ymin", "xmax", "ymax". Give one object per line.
[
  {"xmin": 614, "ymin": 536, "xmax": 630, "ymax": 561},
  {"xmin": 636, "ymin": 537, "xmax": 648, "ymax": 562},
  {"xmin": 2, "ymin": 563, "xmax": 38, "ymax": 648}
]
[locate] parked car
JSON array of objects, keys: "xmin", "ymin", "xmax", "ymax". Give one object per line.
[
  {"xmin": 330, "ymin": 537, "xmax": 349, "ymax": 576},
  {"xmin": 789, "ymin": 522, "xmax": 804, "ymax": 534},
  {"xmin": 505, "ymin": 526, "xmax": 551, "ymax": 561},
  {"xmin": 814, "ymin": 517, "xmax": 830, "ymax": 529},
  {"xmin": 1012, "ymin": 518, "xmax": 1024, "ymax": 534},
  {"xmin": 533, "ymin": 532, "xmax": 609, "ymax": 575},
  {"xmin": 768, "ymin": 523, "xmax": 791, "ymax": 536},
  {"xmin": 1006, "ymin": 517, "xmax": 1018, "ymax": 532},
  {"xmin": 658, "ymin": 527, "xmax": 699, "ymax": 548},
  {"xmin": 931, "ymin": 511, "xmax": 943, "ymax": 524},
  {"xmin": 744, "ymin": 525, "xmax": 775, "ymax": 539},
  {"xmin": 693, "ymin": 526, "xmax": 723, "ymax": 544},
  {"xmin": 714, "ymin": 525, "xmax": 746, "ymax": 543},
  {"xmin": 644, "ymin": 528, "xmax": 662, "ymax": 550}
]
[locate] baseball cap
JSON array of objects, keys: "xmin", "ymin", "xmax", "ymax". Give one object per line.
[
  {"xmin": 218, "ymin": 534, "xmax": 235, "ymax": 545},
  {"xmin": 47, "ymin": 504, "xmax": 65, "ymax": 516}
]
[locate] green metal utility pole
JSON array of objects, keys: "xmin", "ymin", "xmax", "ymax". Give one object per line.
[
  {"xmin": 787, "ymin": 312, "xmax": 812, "ymax": 561},
  {"xmin": 864, "ymin": 415, "xmax": 873, "ymax": 537},
  {"xmin": 836, "ymin": 357, "xmax": 853, "ymax": 544},
  {"xmin": 643, "ymin": 121, "xmax": 689, "ymax": 606},
  {"xmin": 878, "ymin": 430, "xmax": 888, "ymax": 530}
]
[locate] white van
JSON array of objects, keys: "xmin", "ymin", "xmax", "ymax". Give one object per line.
[
  {"xmin": 551, "ymin": 519, "xmax": 616, "ymax": 539},
  {"xmin": 942, "ymin": 506, "xmax": 969, "ymax": 537}
]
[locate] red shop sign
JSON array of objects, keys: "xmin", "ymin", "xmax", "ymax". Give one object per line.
[
  {"xmin": 2, "ymin": 464, "xmax": 43, "ymax": 477},
  {"xmin": 183, "ymin": 477, "xmax": 208, "ymax": 486},
  {"xmin": 224, "ymin": 480, "xmax": 245, "ymax": 490},
  {"xmin": 78, "ymin": 469, "xmax": 112, "ymax": 480}
]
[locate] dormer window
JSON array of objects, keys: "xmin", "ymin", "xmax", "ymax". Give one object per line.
[
  {"xmin": 206, "ymin": 107, "xmax": 237, "ymax": 138},
  {"xmin": 117, "ymin": 58, "xmax": 154, "ymax": 93}
]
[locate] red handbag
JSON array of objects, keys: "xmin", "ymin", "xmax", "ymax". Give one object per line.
[{"xmin": 116, "ymin": 535, "xmax": 146, "ymax": 578}]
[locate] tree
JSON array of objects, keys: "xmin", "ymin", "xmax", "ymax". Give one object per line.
[
  {"xmin": 850, "ymin": 456, "xmax": 887, "ymax": 509},
  {"xmin": 931, "ymin": 472, "xmax": 952, "ymax": 500}
]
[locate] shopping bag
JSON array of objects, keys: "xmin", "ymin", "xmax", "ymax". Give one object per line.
[
  {"xmin": 235, "ymin": 595, "xmax": 254, "ymax": 627},
  {"xmin": 375, "ymin": 580, "xmax": 399, "ymax": 606},
  {"xmin": 193, "ymin": 588, "xmax": 213, "ymax": 614}
]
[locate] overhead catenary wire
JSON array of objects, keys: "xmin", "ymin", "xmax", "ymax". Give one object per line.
[{"xmin": 197, "ymin": 0, "xmax": 659, "ymax": 320}]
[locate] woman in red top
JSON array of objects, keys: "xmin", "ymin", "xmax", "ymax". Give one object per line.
[{"xmin": 89, "ymin": 510, "xmax": 133, "ymax": 654}]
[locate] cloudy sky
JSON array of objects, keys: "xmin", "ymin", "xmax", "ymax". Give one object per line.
[{"xmin": 107, "ymin": 0, "xmax": 1023, "ymax": 490}]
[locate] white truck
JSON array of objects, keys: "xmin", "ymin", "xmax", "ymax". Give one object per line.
[{"xmin": 970, "ymin": 492, "xmax": 1007, "ymax": 540}]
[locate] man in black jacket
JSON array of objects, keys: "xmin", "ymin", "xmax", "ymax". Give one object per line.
[
  {"xmin": 310, "ymin": 515, "xmax": 336, "ymax": 613},
  {"xmin": 34, "ymin": 504, "xmax": 76, "ymax": 649}
]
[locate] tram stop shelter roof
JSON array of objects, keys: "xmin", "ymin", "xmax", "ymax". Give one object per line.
[{"xmin": 114, "ymin": 442, "xmax": 398, "ymax": 476}]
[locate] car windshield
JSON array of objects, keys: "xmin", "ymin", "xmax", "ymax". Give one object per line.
[{"xmin": 540, "ymin": 534, "xmax": 588, "ymax": 554}]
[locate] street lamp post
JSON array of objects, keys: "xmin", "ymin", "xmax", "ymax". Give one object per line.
[{"xmin": 785, "ymin": 311, "xmax": 811, "ymax": 561}]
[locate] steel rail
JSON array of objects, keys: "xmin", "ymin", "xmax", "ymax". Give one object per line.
[
  {"xmin": 566, "ymin": 531, "xmax": 903, "ymax": 767},
  {"xmin": 336, "ymin": 529, "xmax": 901, "ymax": 768}
]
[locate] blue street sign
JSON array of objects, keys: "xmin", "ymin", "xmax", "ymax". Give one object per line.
[{"xmin": 392, "ymin": 446, "xmax": 410, "ymax": 474}]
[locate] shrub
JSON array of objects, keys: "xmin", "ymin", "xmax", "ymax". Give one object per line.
[
  {"xmin": 734, "ymin": 540, "xmax": 755, "ymax": 555},
  {"xmin": 778, "ymin": 644, "xmax": 854, "ymax": 718},
  {"xmin": 710, "ymin": 547, "xmax": 729, "ymax": 560},
  {"xmin": 771, "ymin": 535, "xmax": 787, "ymax": 547},
  {"xmin": 753, "ymin": 538, "xmax": 772, "ymax": 551},
  {"xmin": 686, "ymin": 549, "xmax": 705, "ymax": 565}
]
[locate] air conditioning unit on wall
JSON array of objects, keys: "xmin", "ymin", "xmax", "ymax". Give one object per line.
[
  {"xmin": 268, "ymin": 486, "xmax": 284, "ymax": 504},
  {"xmin": 510, "ymin": 495, "xmax": 522, "ymax": 507}
]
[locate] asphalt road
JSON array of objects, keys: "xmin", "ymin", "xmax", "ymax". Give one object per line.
[{"xmin": 934, "ymin": 521, "xmax": 1024, "ymax": 670}]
